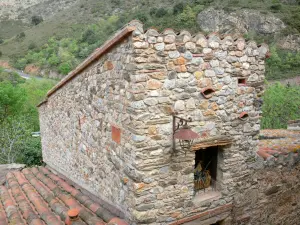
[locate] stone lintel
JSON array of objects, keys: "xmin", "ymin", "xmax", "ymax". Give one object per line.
[{"xmin": 192, "ymin": 136, "xmax": 233, "ymax": 150}]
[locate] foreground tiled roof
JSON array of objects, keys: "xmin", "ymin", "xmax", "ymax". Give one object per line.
[
  {"xmin": 258, "ymin": 129, "xmax": 300, "ymax": 159},
  {"xmin": 0, "ymin": 167, "xmax": 128, "ymax": 225}
]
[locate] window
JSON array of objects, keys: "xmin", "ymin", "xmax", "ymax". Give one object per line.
[
  {"xmin": 194, "ymin": 146, "xmax": 218, "ymax": 192},
  {"xmin": 238, "ymin": 78, "xmax": 246, "ymax": 86}
]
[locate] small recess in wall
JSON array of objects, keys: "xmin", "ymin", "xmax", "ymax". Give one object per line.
[
  {"xmin": 112, "ymin": 126, "xmax": 121, "ymax": 144},
  {"xmin": 201, "ymin": 87, "xmax": 215, "ymax": 99},
  {"xmin": 239, "ymin": 112, "xmax": 249, "ymax": 121},
  {"xmin": 238, "ymin": 78, "xmax": 247, "ymax": 86}
]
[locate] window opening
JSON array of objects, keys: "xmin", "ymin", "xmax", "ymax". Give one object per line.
[
  {"xmin": 194, "ymin": 146, "xmax": 218, "ymax": 193},
  {"xmin": 238, "ymin": 78, "xmax": 246, "ymax": 86}
]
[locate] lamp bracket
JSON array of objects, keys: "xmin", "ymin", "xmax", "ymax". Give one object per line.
[
  {"xmin": 172, "ymin": 113, "xmax": 192, "ymax": 152},
  {"xmin": 173, "ymin": 114, "xmax": 192, "ymax": 133}
]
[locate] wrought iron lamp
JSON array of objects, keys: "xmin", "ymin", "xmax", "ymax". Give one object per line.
[{"xmin": 173, "ymin": 114, "xmax": 200, "ymax": 152}]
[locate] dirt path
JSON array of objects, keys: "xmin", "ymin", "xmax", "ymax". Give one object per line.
[{"xmin": 269, "ymin": 76, "xmax": 300, "ymax": 86}]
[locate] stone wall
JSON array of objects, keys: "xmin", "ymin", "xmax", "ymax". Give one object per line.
[
  {"xmin": 39, "ymin": 31, "xmax": 137, "ymax": 219},
  {"xmin": 39, "ymin": 22, "xmax": 269, "ymax": 224},
  {"xmin": 233, "ymin": 153, "xmax": 300, "ymax": 225},
  {"xmin": 127, "ymin": 24, "xmax": 266, "ymax": 224}
]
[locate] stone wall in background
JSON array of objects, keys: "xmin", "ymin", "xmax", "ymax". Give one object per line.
[{"xmin": 233, "ymin": 153, "xmax": 300, "ymax": 225}]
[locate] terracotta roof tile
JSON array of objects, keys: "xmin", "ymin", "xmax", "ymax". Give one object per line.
[
  {"xmin": 0, "ymin": 167, "xmax": 128, "ymax": 225},
  {"xmin": 258, "ymin": 129, "xmax": 300, "ymax": 159}
]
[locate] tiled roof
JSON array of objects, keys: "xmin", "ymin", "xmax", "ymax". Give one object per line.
[
  {"xmin": 258, "ymin": 129, "xmax": 300, "ymax": 159},
  {"xmin": 0, "ymin": 167, "xmax": 128, "ymax": 225}
]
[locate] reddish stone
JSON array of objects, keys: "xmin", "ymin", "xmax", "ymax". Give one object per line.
[
  {"xmin": 174, "ymin": 57, "xmax": 186, "ymax": 65},
  {"xmin": 112, "ymin": 126, "xmax": 121, "ymax": 144},
  {"xmin": 104, "ymin": 61, "xmax": 114, "ymax": 70},
  {"xmin": 210, "ymin": 102, "xmax": 219, "ymax": 111},
  {"xmin": 149, "ymin": 71, "xmax": 167, "ymax": 80},
  {"xmin": 146, "ymin": 79, "xmax": 162, "ymax": 90}
]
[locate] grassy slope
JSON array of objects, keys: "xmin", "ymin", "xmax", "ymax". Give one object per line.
[
  {"xmin": 1, "ymin": 0, "xmax": 300, "ymax": 81},
  {"xmin": 0, "ymin": 20, "xmax": 30, "ymax": 39},
  {"xmin": 0, "ymin": 0, "xmax": 175, "ymax": 58}
]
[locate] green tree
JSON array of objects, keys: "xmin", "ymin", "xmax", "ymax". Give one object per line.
[
  {"xmin": 0, "ymin": 82, "xmax": 27, "ymax": 122},
  {"xmin": 20, "ymin": 78, "xmax": 56, "ymax": 130},
  {"xmin": 0, "ymin": 118, "xmax": 30, "ymax": 164},
  {"xmin": 14, "ymin": 58, "xmax": 28, "ymax": 70},
  {"xmin": 48, "ymin": 54, "xmax": 60, "ymax": 66},
  {"xmin": 59, "ymin": 62, "xmax": 71, "ymax": 75},
  {"xmin": 173, "ymin": 2, "xmax": 185, "ymax": 15},
  {"xmin": 81, "ymin": 29, "xmax": 98, "ymax": 44},
  {"xmin": 0, "ymin": 71, "xmax": 25, "ymax": 85},
  {"xmin": 155, "ymin": 8, "xmax": 168, "ymax": 17},
  {"xmin": 17, "ymin": 137, "xmax": 43, "ymax": 166},
  {"xmin": 261, "ymin": 83, "xmax": 300, "ymax": 129},
  {"xmin": 28, "ymin": 42, "xmax": 37, "ymax": 50}
]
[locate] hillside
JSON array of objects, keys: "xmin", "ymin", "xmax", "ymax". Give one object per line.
[{"xmin": 1, "ymin": 0, "xmax": 300, "ymax": 81}]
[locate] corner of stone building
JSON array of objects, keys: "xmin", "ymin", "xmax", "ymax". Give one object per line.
[{"xmin": 126, "ymin": 23, "xmax": 270, "ymax": 224}]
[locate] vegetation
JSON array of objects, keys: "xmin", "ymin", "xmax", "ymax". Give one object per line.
[
  {"xmin": 0, "ymin": 67, "xmax": 56, "ymax": 165},
  {"xmin": 31, "ymin": 15, "xmax": 44, "ymax": 26},
  {"xmin": 0, "ymin": 0, "xmax": 298, "ymax": 80},
  {"xmin": 11, "ymin": 2, "xmax": 204, "ymax": 74},
  {"xmin": 0, "ymin": 0, "xmax": 299, "ymax": 165},
  {"xmin": 261, "ymin": 83, "xmax": 300, "ymax": 129},
  {"xmin": 266, "ymin": 46, "xmax": 300, "ymax": 80}
]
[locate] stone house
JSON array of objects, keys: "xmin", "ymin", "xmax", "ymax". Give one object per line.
[{"xmin": 35, "ymin": 21, "xmax": 300, "ymax": 225}]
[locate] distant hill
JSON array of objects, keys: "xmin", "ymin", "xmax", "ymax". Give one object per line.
[{"xmin": 1, "ymin": 0, "xmax": 300, "ymax": 81}]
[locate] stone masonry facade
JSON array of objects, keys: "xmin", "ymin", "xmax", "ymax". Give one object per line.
[
  {"xmin": 38, "ymin": 21, "xmax": 276, "ymax": 224},
  {"xmin": 233, "ymin": 151, "xmax": 300, "ymax": 225}
]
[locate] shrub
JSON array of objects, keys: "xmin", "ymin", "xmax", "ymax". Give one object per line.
[
  {"xmin": 48, "ymin": 54, "xmax": 60, "ymax": 66},
  {"xmin": 16, "ymin": 32, "xmax": 26, "ymax": 40},
  {"xmin": 0, "ymin": 51, "xmax": 2, "ymax": 57},
  {"xmin": 155, "ymin": 8, "xmax": 168, "ymax": 18},
  {"xmin": 81, "ymin": 29, "xmax": 98, "ymax": 44},
  {"xmin": 111, "ymin": 0, "xmax": 120, "ymax": 5},
  {"xmin": 266, "ymin": 46, "xmax": 300, "ymax": 80},
  {"xmin": 270, "ymin": 4, "xmax": 282, "ymax": 11},
  {"xmin": 31, "ymin": 15, "xmax": 43, "ymax": 25},
  {"xmin": 175, "ymin": 5, "xmax": 202, "ymax": 29},
  {"xmin": 58, "ymin": 62, "xmax": 71, "ymax": 75},
  {"xmin": 135, "ymin": 12, "xmax": 148, "ymax": 23},
  {"xmin": 0, "ymin": 39, "xmax": 3, "ymax": 44},
  {"xmin": 14, "ymin": 58, "xmax": 28, "ymax": 70},
  {"xmin": 0, "ymin": 71, "xmax": 25, "ymax": 85},
  {"xmin": 150, "ymin": 7, "xmax": 157, "ymax": 16},
  {"xmin": 17, "ymin": 137, "xmax": 43, "ymax": 166},
  {"xmin": 173, "ymin": 2, "xmax": 185, "ymax": 15},
  {"xmin": 28, "ymin": 42, "xmax": 37, "ymax": 50},
  {"xmin": 261, "ymin": 83, "xmax": 300, "ymax": 129}
]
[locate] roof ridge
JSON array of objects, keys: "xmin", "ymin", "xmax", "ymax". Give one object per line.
[{"xmin": 37, "ymin": 25, "xmax": 136, "ymax": 107}]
